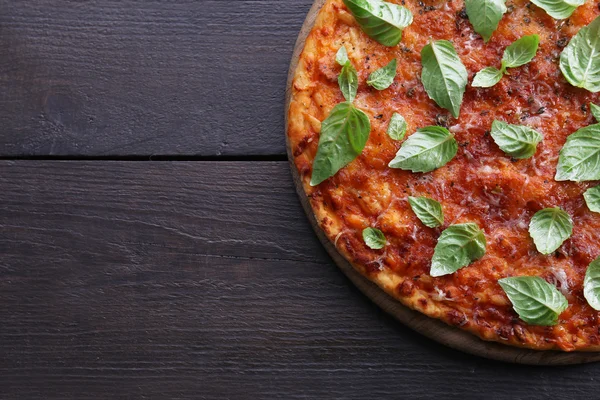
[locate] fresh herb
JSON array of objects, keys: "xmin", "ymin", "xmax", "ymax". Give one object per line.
[
  {"xmin": 502, "ymin": 35, "xmax": 540, "ymax": 69},
  {"xmin": 339, "ymin": 62, "xmax": 359, "ymax": 102},
  {"xmin": 584, "ymin": 256, "xmax": 600, "ymax": 310},
  {"xmin": 343, "ymin": 0, "xmax": 413, "ymax": 47},
  {"xmin": 499, "ymin": 276, "xmax": 568, "ymax": 326},
  {"xmin": 310, "ymin": 102, "xmax": 371, "ymax": 186},
  {"xmin": 555, "ymin": 124, "xmax": 600, "ymax": 182},
  {"xmin": 408, "ymin": 196, "xmax": 444, "ymax": 228},
  {"xmin": 387, "ymin": 112, "xmax": 407, "ymax": 140},
  {"xmin": 490, "ymin": 120, "xmax": 543, "ymax": 159},
  {"xmin": 531, "ymin": 0, "xmax": 585, "ymax": 20},
  {"xmin": 560, "ymin": 15, "xmax": 600, "ymax": 92},
  {"xmin": 472, "ymin": 35, "xmax": 540, "ymax": 88},
  {"xmin": 367, "ymin": 58, "xmax": 397, "ymax": 90},
  {"xmin": 430, "ymin": 223, "xmax": 486, "ymax": 277},
  {"xmin": 465, "ymin": 0, "xmax": 507, "ymax": 42},
  {"xmin": 388, "ymin": 126, "xmax": 458, "ymax": 173},
  {"xmin": 472, "ymin": 67, "xmax": 504, "ymax": 88},
  {"xmin": 363, "ymin": 227, "xmax": 386, "ymax": 249},
  {"xmin": 336, "ymin": 47, "xmax": 359, "ymax": 103},
  {"xmin": 529, "ymin": 208, "xmax": 573, "ymax": 255},
  {"xmin": 584, "ymin": 186, "xmax": 600, "ymax": 213},
  {"xmin": 336, "ymin": 46, "xmax": 350, "ymax": 66},
  {"xmin": 591, "ymin": 103, "xmax": 600, "ymax": 122},
  {"xmin": 421, "ymin": 40, "xmax": 468, "ymax": 118}
]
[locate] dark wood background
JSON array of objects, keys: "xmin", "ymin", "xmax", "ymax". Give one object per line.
[{"xmin": 0, "ymin": 1, "xmax": 598, "ymax": 398}]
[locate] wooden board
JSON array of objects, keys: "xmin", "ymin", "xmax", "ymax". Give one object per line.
[
  {"xmin": 284, "ymin": 0, "xmax": 600, "ymax": 365},
  {"xmin": 0, "ymin": 0, "xmax": 313, "ymax": 157},
  {"xmin": 5, "ymin": 161, "xmax": 600, "ymax": 398}
]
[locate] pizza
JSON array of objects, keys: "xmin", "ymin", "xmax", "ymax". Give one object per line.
[{"xmin": 287, "ymin": 0, "xmax": 600, "ymax": 351}]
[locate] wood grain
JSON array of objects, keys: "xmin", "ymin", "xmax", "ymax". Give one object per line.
[
  {"xmin": 0, "ymin": 0, "xmax": 312, "ymax": 157},
  {"xmin": 1, "ymin": 161, "xmax": 600, "ymax": 399},
  {"xmin": 284, "ymin": 0, "xmax": 600, "ymax": 364}
]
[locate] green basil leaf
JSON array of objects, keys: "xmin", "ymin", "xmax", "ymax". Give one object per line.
[
  {"xmin": 584, "ymin": 186, "xmax": 600, "ymax": 213},
  {"xmin": 342, "ymin": 0, "xmax": 413, "ymax": 47},
  {"xmin": 387, "ymin": 112, "xmax": 407, "ymax": 140},
  {"xmin": 490, "ymin": 120, "xmax": 543, "ymax": 159},
  {"xmin": 529, "ymin": 208, "xmax": 573, "ymax": 255},
  {"xmin": 531, "ymin": 0, "xmax": 585, "ymax": 20},
  {"xmin": 408, "ymin": 196, "xmax": 444, "ymax": 228},
  {"xmin": 498, "ymin": 276, "xmax": 568, "ymax": 326},
  {"xmin": 367, "ymin": 58, "xmax": 397, "ymax": 90},
  {"xmin": 501, "ymin": 34, "xmax": 540, "ymax": 70},
  {"xmin": 472, "ymin": 67, "xmax": 503, "ymax": 88},
  {"xmin": 560, "ymin": 15, "xmax": 600, "ymax": 92},
  {"xmin": 336, "ymin": 46, "xmax": 349, "ymax": 66},
  {"xmin": 591, "ymin": 103, "xmax": 600, "ymax": 122},
  {"xmin": 338, "ymin": 61, "xmax": 359, "ymax": 103},
  {"xmin": 555, "ymin": 124, "xmax": 600, "ymax": 182},
  {"xmin": 421, "ymin": 40, "xmax": 468, "ymax": 118},
  {"xmin": 363, "ymin": 227, "xmax": 386, "ymax": 249},
  {"xmin": 465, "ymin": 0, "xmax": 507, "ymax": 42},
  {"xmin": 430, "ymin": 223, "xmax": 486, "ymax": 277},
  {"xmin": 388, "ymin": 126, "xmax": 458, "ymax": 173},
  {"xmin": 584, "ymin": 256, "xmax": 600, "ymax": 310},
  {"xmin": 474, "ymin": 36, "xmax": 539, "ymax": 88},
  {"xmin": 310, "ymin": 102, "xmax": 371, "ymax": 186}
]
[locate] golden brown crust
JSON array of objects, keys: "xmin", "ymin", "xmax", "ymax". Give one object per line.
[{"xmin": 288, "ymin": 0, "xmax": 600, "ymax": 351}]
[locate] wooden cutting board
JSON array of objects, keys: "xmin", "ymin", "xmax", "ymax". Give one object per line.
[{"xmin": 284, "ymin": 0, "xmax": 600, "ymax": 365}]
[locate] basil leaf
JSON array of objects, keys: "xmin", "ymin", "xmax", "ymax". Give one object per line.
[
  {"xmin": 336, "ymin": 46, "xmax": 349, "ymax": 66},
  {"xmin": 367, "ymin": 58, "xmax": 397, "ymax": 90},
  {"xmin": 528, "ymin": 208, "xmax": 573, "ymax": 255},
  {"xmin": 338, "ymin": 61, "xmax": 359, "ymax": 103},
  {"xmin": 531, "ymin": 0, "xmax": 585, "ymax": 20},
  {"xmin": 387, "ymin": 112, "xmax": 407, "ymax": 140},
  {"xmin": 310, "ymin": 102, "xmax": 371, "ymax": 186},
  {"xmin": 501, "ymin": 34, "xmax": 540, "ymax": 70},
  {"xmin": 408, "ymin": 196, "xmax": 444, "ymax": 228},
  {"xmin": 490, "ymin": 120, "xmax": 543, "ymax": 159},
  {"xmin": 421, "ymin": 40, "xmax": 468, "ymax": 118},
  {"xmin": 555, "ymin": 124, "xmax": 600, "ymax": 182},
  {"xmin": 584, "ymin": 186, "xmax": 600, "ymax": 213},
  {"xmin": 472, "ymin": 67, "xmax": 503, "ymax": 88},
  {"xmin": 343, "ymin": 0, "xmax": 413, "ymax": 47},
  {"xmin": 363, "ymin": 227, "xmax": 386, "ymax": 249},
  {"xmin": 430, "ymin": 223, "xmax": 486, "ymax": 277},
  {"xmin": 498, "ymin": 276, "xmax": 568, "ymax": 326},
  {"xmin": 465, "ymin": 0, "xmax": 507, "ymax": 43},
  {"xmin": 388, "ymin": 126, "xmax": 458, "ymax": 173},
  {"xmin": 584, "ymin": 256, "xmax": 600, "ymax": 310},
  {"xmin": 474, "ymin": 36, "xmax": 539, "ymax": 88},
  {"xmin": 560, "ymin": 16, "xmax": 600, "ymax": 92},
  {"xmin": 591, "ymin": 103, "xmax": 600, "ymax": 122}
]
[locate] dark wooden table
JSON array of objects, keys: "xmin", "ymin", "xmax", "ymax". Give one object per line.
[{"xmin": 0, "ymin": 1, "xmax": 598, "ymax": 398}]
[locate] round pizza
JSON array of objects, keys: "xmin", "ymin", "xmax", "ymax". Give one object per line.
[{"xmin": 287, "ymin": 0, "xmax": 600, "ymax": 351}]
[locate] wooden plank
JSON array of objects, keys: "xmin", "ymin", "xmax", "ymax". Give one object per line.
[
  {"xmin": 0, "ymin": 0, "xmax": 311, "ymax": 156},
  {"xmin": 0, "ymin": 160, "xmax": 598, "ymax": 398}
]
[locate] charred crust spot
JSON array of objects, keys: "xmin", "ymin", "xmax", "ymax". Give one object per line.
[
  {"xmin": 513, "ymin": 324, "xmax": 528, "ymax": 343},
  {"xmin": 447, "ymin": 310, "xmax": 467, "ymax": 326},
  {"xmin": 294, "ymin": 135, "xmax": 311, "ymax": 157},
  {"xmin": 397, "ymin": 279, "xmax": 415, "ymax": 296}
]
